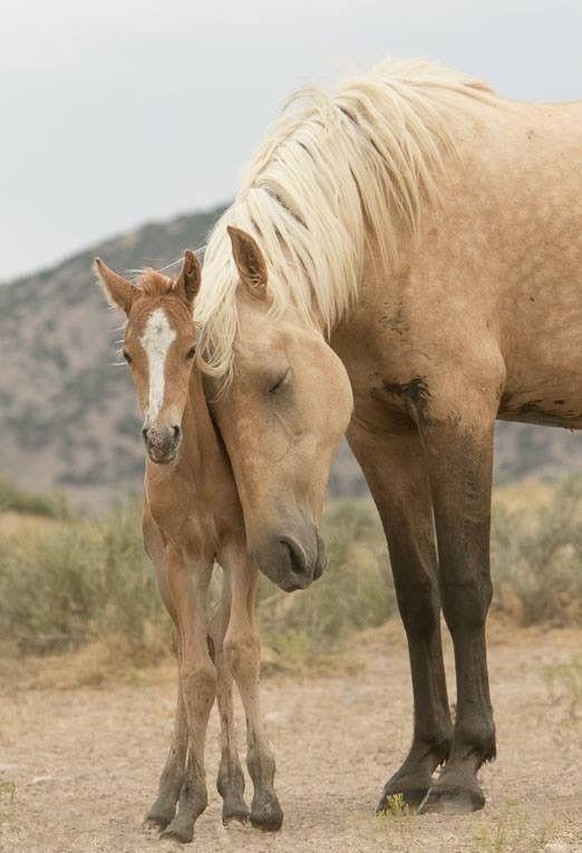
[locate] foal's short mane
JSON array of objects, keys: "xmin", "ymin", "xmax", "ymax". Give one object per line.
[{"xmin": 195, "ymin": 58, "xmax": 497, "ymax": 384}]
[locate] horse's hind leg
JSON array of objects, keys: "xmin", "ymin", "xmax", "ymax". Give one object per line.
[
  {"xmin": 223, "ymin": 551, "xmax": 283, "ymax": 832},
  {"xmin": 210, "ymin": 579, "xmax": 249, "ymax": 825},
  {"xmin": 348, "ymin": 425, "xmax": 452, "ymax": 812},
  {"xmin": 159, "ymin": 550, "xmax": 217, "ymax": 844}
]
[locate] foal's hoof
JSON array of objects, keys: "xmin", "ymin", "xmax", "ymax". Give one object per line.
[
  {"xmin": 418, "ymin": 783, "xmax": 485, "ymax": 815},
  {"xmin": 159, "ymin": 816, "xmax": 194, "ymax": 844},
  {"xmin": 251, "ymin": 793, "xmax": 283, "ymax": 832},
  {"xmin": 222, "ymin": 803, "xmax": 250, "ymax": 826},
  {"xmin": 144, "ymin": 805, "xmax": 175, "ymax": 831}
]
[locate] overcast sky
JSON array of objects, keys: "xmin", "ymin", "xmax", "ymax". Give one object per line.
[{"xmin": 1, "ymin": 0, "xmax": 580, "ymax": 282}]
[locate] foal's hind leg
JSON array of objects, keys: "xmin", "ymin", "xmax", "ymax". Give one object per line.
[
  {"xmin": 222, "ymin": 551, "xmax": 283, "ymax": 831},
  {"xmin": 210, "ymin": 579, "xmax": 249, "ymax": 825},
  {"xmin": 348, "ymin": 425, "xmax": 452, "ymax": 811}
]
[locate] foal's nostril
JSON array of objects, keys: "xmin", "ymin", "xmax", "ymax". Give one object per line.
[
  {"xmin": 280, "ymin": 536, "xmax": 309, "ymax": 577},
  {"xmin": 141, "ymin": 426, "xmax": 148, "ymax": 444},
  {"xmin": 172, "ymin": 424, "xmax": 181, "ymax": 443}
]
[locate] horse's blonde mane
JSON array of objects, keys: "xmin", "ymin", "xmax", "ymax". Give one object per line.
[{"xmin": 195, "ymin": 58, "xmax": 496, "ymax": 382}]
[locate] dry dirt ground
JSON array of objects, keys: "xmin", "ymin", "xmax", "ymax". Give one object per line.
[{"xmin": 0, "ymin": 620, "xmax": 580, "ymax": 853}]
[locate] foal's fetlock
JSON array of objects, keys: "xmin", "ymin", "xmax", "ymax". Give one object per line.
[
  {"xmin": 144, "ymin": 797, "xmax": 177, "ymax": 830},
  {"xmin": 218, "ymin": 760, "xmax": 249, "ymax": 825},
  {"xmin": 160, "ymin": 779, "xmax": 208, "ymax": 844}
]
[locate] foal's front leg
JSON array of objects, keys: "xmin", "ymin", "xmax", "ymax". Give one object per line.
[
  {"xmin": 222, "ymin": 550, "xmax": 283, "ymax": 831},
  {"xmin": 142, "ymin": 516, "xmax": 188, "ymax": 829},
  {"xmin": 160, "ymin": 548, "xmax": 217, "ymax": 844}
]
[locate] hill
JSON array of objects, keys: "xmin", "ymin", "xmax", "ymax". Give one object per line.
[{"xmin": 0, "ymin": 208, "xmax": 580, "ymax": 510}]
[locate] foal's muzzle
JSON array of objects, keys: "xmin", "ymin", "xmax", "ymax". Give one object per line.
[{"xmin": 142, "ymin": 424, "xmax": 182, "ymax": 464}]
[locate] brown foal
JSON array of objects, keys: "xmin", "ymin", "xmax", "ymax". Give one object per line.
[{"xmin": 95, "ymin": 251, "xmax": 282, "ymax": 844}]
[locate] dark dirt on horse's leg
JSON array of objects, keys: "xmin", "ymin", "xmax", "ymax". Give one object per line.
[
  {"xmin": 418, "ymin": 414, "xmax": 496, "ymax": 815},
  {"xmin": 348, "ymin": 427, "xmax": 452, "ymax": 811},
  {"xmin": 210, "ymin": 586, "xmax": 249, "ymax": 826}
]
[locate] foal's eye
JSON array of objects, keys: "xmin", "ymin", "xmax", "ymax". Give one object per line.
[
  {"xmin": 269, "ymin": 368, "xmax": 291, "ymax": 394},
  {"xmin": 122, "ymin": 349, "xmax": 133, "ymax": 365},
  {"xmin": 185, "ymin": 346, "xmax": 196, "ymax": 361}
]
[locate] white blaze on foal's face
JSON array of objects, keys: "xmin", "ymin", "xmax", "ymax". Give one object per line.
[{"xmin": 139, "ymin": 308, "xmax": 177, "ymax": 424}]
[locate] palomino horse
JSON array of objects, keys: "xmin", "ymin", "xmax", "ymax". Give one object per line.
[
  {"xmin": 95, "ymin": 253, "xmax": 282, "ymax": 843},
  {"xmin": 194, "ymin": 59, "xmax": 582, "ymax": 815}
]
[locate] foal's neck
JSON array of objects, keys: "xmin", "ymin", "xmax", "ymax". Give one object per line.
[{"xmin": 179, "ymin": 368, "xmax": 224, "ymax": 469}]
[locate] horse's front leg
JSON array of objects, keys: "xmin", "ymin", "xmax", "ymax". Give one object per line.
[
  {"xmin": 348, "ymin": 424, "xmax": 452, "ymax": 811},
  {"xmin": 160, "ymin": 548, "xmax": 217, "ymax": 844},
  {"xmin": 222, "ymin": 547, "xmax": 283, "ymax": 831},
  {"xmin": 418, "ymin": 389, "xmax": 499, "ymax": 814},
  {"xmin": 209, "ymin": 578, "xmax": 249, "ymax": 825}
]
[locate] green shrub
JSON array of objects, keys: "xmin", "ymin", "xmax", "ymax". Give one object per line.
[
  {"xmin": 0, "ymin": 477, "xmax": 70, "ymax": 519},
  {"xmin": 491, "ymin": 477, "xmax": 582, "ymax": 625}
]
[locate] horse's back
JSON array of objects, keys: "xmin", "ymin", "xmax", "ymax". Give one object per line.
[{"xmin": 425, "ymin": 96, "xmax": 582, "ymax": 428}]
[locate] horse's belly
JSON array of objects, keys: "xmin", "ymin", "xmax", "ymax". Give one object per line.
[{"xmin": 499, "ymin": 361, "xmax": 582, "ymax": 429}]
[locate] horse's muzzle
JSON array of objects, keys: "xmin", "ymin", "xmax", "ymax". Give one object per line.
[
  {"xmin": 142, "ymin": 424, "xmax": 182, "ymax": 464},
  {"xmin": 253, "ymin": 529, "xmax": 327, "ymax": 592}
]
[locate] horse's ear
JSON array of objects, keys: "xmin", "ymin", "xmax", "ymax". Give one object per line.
[
  {"xmin": 227, "ymin": 226, "xmax": 268, "ymax": 302},
  {"xmin": 174, "ymin": 249, "xmax": 201, "ymax": 307},
  {"xmin": 94, "ymin": 258, "xmax": 136, "ymax": 315}
]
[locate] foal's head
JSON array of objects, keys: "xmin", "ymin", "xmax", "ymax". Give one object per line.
[{"xmin": 95, "ymin": 252, "xmax": 201, "ymax": 464}]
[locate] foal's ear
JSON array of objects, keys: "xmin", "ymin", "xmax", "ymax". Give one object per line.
[
  {"xmin": 174, "ymin": 249, "xmax": 201, "ymax": 307},
  {"xmin": 227, "ymin": 226, "xmax": 268, "ymax": 302},
  {"xmin": 93, "ymin": 258, "xmax": 136, "ymax": 315}
]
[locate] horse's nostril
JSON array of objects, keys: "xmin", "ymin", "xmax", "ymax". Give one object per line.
[
  {"xmin": 280, "ymin": 537, "xmax": 308, "ymax": 576},
  {"xmin": 141, "ymin": 426, "xmax": 148, "ymax": 443},
  {"xmin": 172, "ymin": 425, "xmax": 181, "ymax": 442}
]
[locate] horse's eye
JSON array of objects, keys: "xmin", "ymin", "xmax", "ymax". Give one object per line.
[
  {"xmin": 185, "ymin": 346, "xmax": 196, "ymax": 361},
  {"xmin": 122, "ymin": 349, "xmax": 133, "ymax": 365},
  {"xmin": 269, "ymin": 368, "xmax": 290, "ymax": 394}
]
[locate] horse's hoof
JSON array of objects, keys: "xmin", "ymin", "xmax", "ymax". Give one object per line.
[
  {"xmin": 418, "ymin": 784, "xmax": 485, "ymax": 815},
  {"xmin": 159, "ymin": 818, "xmax": 194, "ymax": 844},
  {"xmin": 250, "ymin": 794, "xmax": 283, "ymax": 832},
  {"xmin": 376, "ymin": 787, "xmax": 427, "ymax": 813}
]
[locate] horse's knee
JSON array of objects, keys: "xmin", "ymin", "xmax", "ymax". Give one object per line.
[{"xmin": 441, "ymin": 575, "xmax": 493, "ymax": 632}]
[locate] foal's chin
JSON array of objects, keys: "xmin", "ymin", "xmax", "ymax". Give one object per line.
[{"xmin": 146, "ymin": 444, "xmax": 181, "ymax": 465}]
